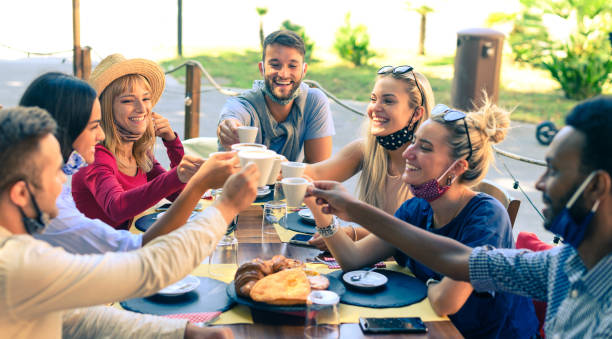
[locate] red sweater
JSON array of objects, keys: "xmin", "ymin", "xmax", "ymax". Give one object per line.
[{"xmin": 71, "ymin": 136, "xmax": 185, "ymax": 230}]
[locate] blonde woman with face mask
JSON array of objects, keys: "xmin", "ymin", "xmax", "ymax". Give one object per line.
[
  {"xmin": 72, "ymin": 54, "xmax": 200, "ymax": 230},
  {"xmin": 304, "ymin": 66, "xmax": 434, "ymax": 247},
  {"xmin": 305, "ymin": 101, "xmax": 539, "ymax": 338}
]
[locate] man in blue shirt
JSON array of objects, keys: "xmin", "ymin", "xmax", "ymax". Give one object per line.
[
  {"xmin": 308, "ymin": 96, "xmax": 611, "ymax": 338},
  {"xmin": 217, "ymin": 30, "xmax": 334, "ymax": 163}
]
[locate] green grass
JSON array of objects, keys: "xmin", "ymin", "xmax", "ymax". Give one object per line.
[{"xmin": 161, "ymin": 49, "xmax": 608, "ymax": 126}]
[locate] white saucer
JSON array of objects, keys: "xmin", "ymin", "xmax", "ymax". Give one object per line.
[
  {"xmin": 298, "ymin": 208, "xmax": 316, "ymax": 224},
  {"xmin": 157, "ymin": 275, "xmax": 200, "ymax": 296},
  {"xmin": 257, "ymin": 188, "xmax": 271, "ymax": 197},
  {"xmin": 342, "ymin": 270, "xmax": 388, "ymax": 290},
  {"xmin": 156, "ymin": 211, "xmax": 198, "ymax": 221}
]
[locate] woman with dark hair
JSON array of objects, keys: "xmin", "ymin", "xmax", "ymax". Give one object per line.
[
  {"xmin": 20, "ymin": 72, "xmax": 98, "ymax": 163},
  {"xmin": 20, "ymin": 72, "xmax": 238, "ymax": 254}
]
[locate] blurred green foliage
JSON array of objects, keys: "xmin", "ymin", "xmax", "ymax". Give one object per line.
[{"xmin": 333, "ymin": 13, "xmax": 376, "ymax": 67}]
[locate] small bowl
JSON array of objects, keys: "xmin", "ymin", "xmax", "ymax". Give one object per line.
[{"xmin": 342, "ymin": 270, "xmax": 388, "ymax": 291}]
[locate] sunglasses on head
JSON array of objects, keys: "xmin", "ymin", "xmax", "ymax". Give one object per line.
[
  {"xmin": 432, "ymin": 104, "xmax": 473, "ymax": 161},
  {"xmin": 377, "ymin": 65, "xmax": 424, "ymax": 107}
]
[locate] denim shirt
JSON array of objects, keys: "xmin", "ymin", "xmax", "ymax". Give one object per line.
[{"xmin": 470, "ymin": 245, "xmax": 612, "ymax": 338}]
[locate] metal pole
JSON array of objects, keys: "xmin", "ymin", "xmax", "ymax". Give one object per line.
[
  {"xmin": 184, "ymin": 62, "xmax": 200, "ymax": 139},
  {"xmin": 81, "ymin": 46, "xmax": 92, "ymax": 81},
  {"xmin": 72, "ymin": 0, "xmax": 82, "ymax": 78},
  {"xmin": 177, "ymin": 0, "xmax": 183, "ymax": 57}
]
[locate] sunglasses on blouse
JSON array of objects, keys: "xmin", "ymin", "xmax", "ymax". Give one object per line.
[
  {"xmin": 432, "ymin": 104, "xmax": 473, "ymax": 161},
  {"xmin": 377, "ymin": 65, "xmax": 424, "ymax": 107}
]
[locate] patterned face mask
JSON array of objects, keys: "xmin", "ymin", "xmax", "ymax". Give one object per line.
[
  {"xmin": 375, "ymin": 108, "xmax": 419, "ymax": 151},
  {"xmin": 409, "ymin": 160, "xmax": 459, "ymax": 202},
  {"xmin": 376, "ymin": 125, "xmax": 414, "ymax": 151},
  {"xmin": 62, "ymin": 150, "xmax": 88, "ymax": 175}
]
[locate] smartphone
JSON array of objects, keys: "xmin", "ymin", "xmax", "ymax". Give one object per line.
[
  {"xmin": 155, "ymin": 202, "xmax": 204, "ymax": 212},
  {"xmin": 289, "ymin": 233, "xmax": 313, "ymax": 246},
  {"xmin": 359, "ymin": 317, "xmax": 427, "ymax": 334}
]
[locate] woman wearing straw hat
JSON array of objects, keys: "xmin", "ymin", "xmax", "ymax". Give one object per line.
[
  {"xmin": 72, "ymin": 54, "xmax": 194, "ymax": 230},
  {"xmin": 19, "ymin": 72, "xmax": 239, "ymax": 254}
]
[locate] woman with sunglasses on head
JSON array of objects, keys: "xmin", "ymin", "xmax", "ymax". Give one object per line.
[
  {"xmin": 71, "ymin": 54, "xmax": 198, "ymax": 230},
  {"xmin": 305, "ymin": 100, "xmax": 538, "ymax": 338},
  {"xmin": 304, "ymin": 66, "xmax": 434, "ymax": 247}
]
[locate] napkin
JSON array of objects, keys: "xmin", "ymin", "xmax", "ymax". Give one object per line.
[{"xmin": 163, "ymin": 311, "xmax": 221, "ymax": 324}]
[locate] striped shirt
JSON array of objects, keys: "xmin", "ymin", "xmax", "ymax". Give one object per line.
[{"xmin": 469, "ymin": 245, "xmax": 612, "ymax": 338}]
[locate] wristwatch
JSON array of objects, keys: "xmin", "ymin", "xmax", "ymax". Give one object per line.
[
  {"xmin": 426, "ymin": 278, "xmax": 440, "ymax": 287},
  {"xmin": 317, "ymin": 216, "xmax": 339, "ymax": 238}
]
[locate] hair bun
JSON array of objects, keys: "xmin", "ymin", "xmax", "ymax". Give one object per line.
[{"xmin": 468, "ymin": 95, "xmax": 510, "ymax": 145}]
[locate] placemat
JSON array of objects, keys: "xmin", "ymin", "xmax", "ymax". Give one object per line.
[
  {"xmin": 285, "ymin": 212, "xmax": 317, "ymax": 234},
  {"xmin": 134, "ymin": 212, "xmax": 160, "ymax": 232},
  {"xmin": 329, "ymin": 269, "xmax": 427, "ymax": 308},
  {"xmin": 120, "ymin": 277, "xmax": 234, "ymax": 315}
]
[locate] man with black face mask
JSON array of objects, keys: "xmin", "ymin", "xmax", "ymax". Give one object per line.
[
  {"xmin": 306, "ymin": 96, "xmax": 612, "ymax": 338},
  {"xmin": 0, "ymin": 106, "xmax": 261, "ymax": 338},
  {"xmin": 217, "ymin": 30, "xmax": 334, "ymax": 163}
]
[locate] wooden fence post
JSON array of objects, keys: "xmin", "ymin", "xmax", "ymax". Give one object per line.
[
  {"xmin": 184, "ymin": 62, "xmax": 201, "ymax": 140},
  {"xmin": 72, "ymin": 0, "xmax": 82, "ymax": 78},
  {"xmin": 81, "ymin": 46, "xmax": 91, "ymax": 81}
]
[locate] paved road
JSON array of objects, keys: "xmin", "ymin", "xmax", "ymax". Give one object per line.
[{"xmin": 0, "ymin": 57, "xmax": 556, "ymax": 242}]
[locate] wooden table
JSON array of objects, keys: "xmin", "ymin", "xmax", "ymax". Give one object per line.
[{"xmin": 211, "ymin": 205, "xmax": 463, "ymax": 338}]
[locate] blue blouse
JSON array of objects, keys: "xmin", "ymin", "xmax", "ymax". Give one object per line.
[{"xmin": 394, "ymin": 193, "xmax": 538, "ymax": 339}]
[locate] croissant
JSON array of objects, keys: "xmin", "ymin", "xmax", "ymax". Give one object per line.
[{"xmin": 234, "ymin": 255, "xmax": 304, "ymax": 298}]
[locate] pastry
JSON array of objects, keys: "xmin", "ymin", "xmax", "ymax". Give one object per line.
[{"xmin": 250, "ymin": 269, "xmax": 311, "ymax": 305}]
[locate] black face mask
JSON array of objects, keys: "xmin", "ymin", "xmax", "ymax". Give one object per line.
[
  {"xmin": 375, "ymin": 109, "xmax": 419, "ymax": 151},
  {"xmin": 18, "ymin": 184, "xmax": 49, "ymax": 235}
]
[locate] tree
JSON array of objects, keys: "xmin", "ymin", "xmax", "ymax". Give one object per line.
[
  {"xmin": 256, "ymin": 7, "xmax": 268, "ymax": 48},
  {"xmin": 406, "ymin": 2, "xmax": 434, "ymax": 55}
]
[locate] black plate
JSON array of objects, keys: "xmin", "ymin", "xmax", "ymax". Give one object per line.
[
  {"xmin": 134, "ymin": 212, "xmax": 160, "ymax": 232},
  {"xmin": 121, "ymin": 277, "xmax": 234, "ymax": 315},
  {"xmin": 226, "ymin": 274, "xmax": 345, "ymax": 314},
  {"xmin": 329, "ymin": 269, "xmax": 427, "ymax": 308},
  {"xmin": 285, "ymin": 213, "xmax": 317, "ymax": 234}
]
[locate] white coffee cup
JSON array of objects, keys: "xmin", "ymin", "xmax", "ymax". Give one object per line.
[
  {"xmin": 238, "ymin": 150, "xmax": 277, "ymax": 187},
  {"xmin": 231, "ymin": 142, "xmax": 267, "ymax": 152},
  {"xmin": 267, "ymin": 154, "xmax": 287, "ymax": 185},
  {"xmin": 281, "ymin": 162, "xmax": 306, "ymax": 179},
  {"xmin": 237, "ymin": 126, "xmax": 258, "ymax": 143},
  {"xmin": 281, "ymin": 177, "xmax": 310, "ymax": 208}
]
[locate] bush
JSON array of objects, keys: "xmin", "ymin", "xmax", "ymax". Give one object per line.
[
  {"xmin": 280, "ymin": 20, "xmax": 315, "ymax": 62},
  {"xmin": 508, "ymin": 11, "xmax": 551, "ymax": 65},
  {"xmin": 333, "ymin": 13, "xmax": 375, "ymax": 67},
  {"xmin": 542, "ymin": 36, "xmax": 612, "ymax": 100}
]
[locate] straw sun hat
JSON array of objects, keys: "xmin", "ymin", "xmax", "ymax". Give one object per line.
[{"xmin": 89, "ymin": 53, "xmax": 165, "ymax": 106}]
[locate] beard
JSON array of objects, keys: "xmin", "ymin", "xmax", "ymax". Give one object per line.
[{"xmin": 263, "ymin": 75, "xmax": 302, "ymax": 104}]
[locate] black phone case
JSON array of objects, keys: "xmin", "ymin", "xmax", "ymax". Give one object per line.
[{"xmin": 359, "ymin": 317, "xmax": 427, "ymax": 334}]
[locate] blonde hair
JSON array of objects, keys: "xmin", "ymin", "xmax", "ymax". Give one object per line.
[
  {"xmin": 431, "ymin": 96, "xmax": 510, "ymax": 186},
  {"xmin": 99, "ymin": 74, "xmax": 155, "ymax": 172},
  {"xmin": 357, "ymin": 71, "xmax": 435, "ymax": 208}
]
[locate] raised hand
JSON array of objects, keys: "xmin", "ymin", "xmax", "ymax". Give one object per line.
[
  {"xmin": 193, "ymin": 151, "xmax": 240, "ymax": 189},
  {"xmin": 176, "ymin": 155, "xmax": 205, "ymax": 183},
  {"xmin": 305, "ymin": 181, "xmax": 358, "ymax": 222},
  {"xmin": 218, "ymin": 162, "xmax": 260, "ymax": 214},
  {"xmin": 217, "ymin": 118, "xmax": 242, "ymax": 149},
  {"xmin": 152, "ymin": 112, "xmax": 176, "ymax": 141}
]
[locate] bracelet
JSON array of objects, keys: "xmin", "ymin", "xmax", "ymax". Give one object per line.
[
  {"xmin": 426, "ymin": 278, "xmax": 440, "ymax": 287},
  {"xmin": 318, "ymin": 216, "xmax": 339, "ymax": 238}
]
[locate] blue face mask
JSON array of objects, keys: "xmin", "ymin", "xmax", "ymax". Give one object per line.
[
  {"xmin": 546, "ymin": 171, "xmax": 601, "ymax": 249},
  {"xmin": 62, "ymin": 150, "xmax": 88, "ymax": 175}
]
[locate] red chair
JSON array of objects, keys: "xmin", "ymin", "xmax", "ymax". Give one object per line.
[{"xmin": 516, "ymin": 232, "xmax": 553, "ymax": 338}]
